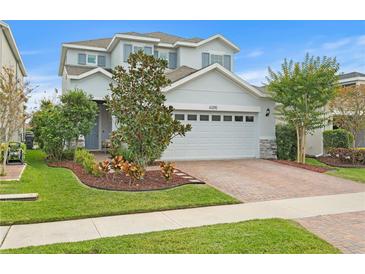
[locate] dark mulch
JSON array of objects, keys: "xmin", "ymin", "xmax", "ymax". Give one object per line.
[
  {"xmin": 272, "ymin": 160, "xmax": 332, "ymax": 173},
  {"xmin": 317, "ymin": 156, "xmax": 365, "ymax": 168},
  {"xmin": 47, "ymin": 161, "xmax": 204, "ymax": 191}
]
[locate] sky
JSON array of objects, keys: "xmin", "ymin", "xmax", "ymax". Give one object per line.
[{"xmin": 5, "ymin": 20, "xmax": 365, "ymax": 110}]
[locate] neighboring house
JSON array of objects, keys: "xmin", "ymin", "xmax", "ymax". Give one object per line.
[
  {"xmin": 0, "ymin": 21, "xmax": 27, "ymax": 142},
  {"xmin": 306, "ymin": 71, "xmax": 365, "ymax": 156},
  {"xmin": 59, "ymin": 32, "xmax": 276, "ymax": 160}
]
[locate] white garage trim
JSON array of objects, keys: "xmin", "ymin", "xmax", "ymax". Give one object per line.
[
  {"xmin": 168, "ymin": 103, "xmax": 260, "ymax": 113},
  {"xmin": 161, "ymin": 111, "xmax": 260, "ymax": 161}
]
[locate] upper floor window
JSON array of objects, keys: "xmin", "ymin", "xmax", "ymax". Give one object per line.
[
  {"xmin": 87, "ymin": 54, "xmax": 97, "ymax": 65},
  {"xmin": 123, "ymin": 44, "xmax": 133, "ymax": 62},
  {"xmin": 97, "ymin": 55, "xmax": 106, "ymax": 67},
  {"xmin": 144, "ymin": 46, "xmax": 153, "ymax": 55},
  {"xmin": 168, "ymin": 52, "xmax": 177, "ymax": 69},
  {"xmin": 211, "ymin": 54, "xmax": 223, "ymax": 66},
  {"xmin": 202, "ymin": 52, "xmax": 232, "ymax": 71},
  {"xmin": 78, "ymin": 53, "xmax": 104, "ymax": 67},
  {"xmin": 78, "ymin": 53, "xmax": 86, "ymax": 65}
]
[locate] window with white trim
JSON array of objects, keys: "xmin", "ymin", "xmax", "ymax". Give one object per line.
[
  {"xmin": 246, "ymin": 116, "xmax": 254, "ymax": 122},
  {"xmin": 175, "ymin": 114, "xmax": 185, "ymax": 121},
  {"xmin": 78, "ymin": 53, "xmax": 86, "ymax": 65},
  {"xmin": 97, "ymin": 55, "xmax": 106, "ymax": 67},
  {"xmin": 187, "ymin": 114, "xmax": 197, "ymax": 121},
  {"xmin": 87, "ymin": 54, "xmax": 97, "ymax": 65},
  {"xmin": 211, "ymin": 54, "xmax": 223, "ymax": 66}
]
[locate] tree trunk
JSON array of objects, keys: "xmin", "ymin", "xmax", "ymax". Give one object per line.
[{"xmin": 296, "ymin": 126, "xmax": 306, "ymax": 164}]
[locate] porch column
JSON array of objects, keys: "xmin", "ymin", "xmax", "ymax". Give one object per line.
[{"xmin": 112, "ymin": 115, "xmax": 117, "ymax": 131}]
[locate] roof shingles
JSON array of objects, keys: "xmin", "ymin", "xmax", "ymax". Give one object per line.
[{"xmin": 65, "ymin": 32, "xmax": 203, "ymax": 48}]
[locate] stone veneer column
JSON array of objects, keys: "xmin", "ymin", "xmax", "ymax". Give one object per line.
[{"xmin": 259, "ymin": 139, "xmax": 277, "ymax": 159}]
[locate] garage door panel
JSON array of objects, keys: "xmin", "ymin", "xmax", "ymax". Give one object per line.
[{"xmin": 161, "ymin": 111, "xmax": 259, "ymax": 160}]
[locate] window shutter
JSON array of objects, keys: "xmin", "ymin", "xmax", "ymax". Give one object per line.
[
  {"xmin": 168, "ymin": 52, "xmax": 177, "ymax": 69},
  {"xmin": 97, "ymin": 56, "xmax": 106, "ymax": 67},
  {"xmin": 202, "ymin": 52, "xmax": 210, "ymax": 68},
  {"xmin": 144, "ymin": 46, "xmax": 153, "ymax": 55},
  {"xmin": 78, "ymin": 53, "xmax": 86, "ymax": 65},
  {"xmin": 123, "ymin": 44, "xmax": 132, "ymax": 62},
  {"xmin": 223, "ymin": 55, "xmax": 231, "ymax": 70}
]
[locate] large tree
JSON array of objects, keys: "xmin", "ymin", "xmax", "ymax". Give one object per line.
[
  {"xmin": 0, "ymin": 67, "xmax": 32, "ymax": 175},
  {"xmin": 329, "ymin": 84, "xmax": 365, "ymax": 147},
  {"xmin": 106, "ymin": 51, "xmax": 191, "ymax": 171},
  {"xmin": 59, "ymin": 89, "xmax": 98, "ymax": 149},
  {"xmin": 267, "ymin": 54, "xmax": 339, "ymax": 163}
]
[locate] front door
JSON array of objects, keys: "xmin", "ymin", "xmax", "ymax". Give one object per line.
[{"xmin": 85, "ymin": 115, "xmax": 99, "ymax": 150}]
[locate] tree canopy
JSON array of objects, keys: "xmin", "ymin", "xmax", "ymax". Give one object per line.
[
  {"xmin": 106, "ymin": 51, "xmax": 191, "ymax": 170},
  {"xmin": 267, "ymin": 54, "xmax": 339, "ymax": 163}
]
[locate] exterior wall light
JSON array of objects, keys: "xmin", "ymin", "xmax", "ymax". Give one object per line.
[{"xmin": 265, "ymin": 108, "xmax": 270, "ymax": 117}]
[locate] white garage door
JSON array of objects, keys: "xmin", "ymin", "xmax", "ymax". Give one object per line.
[{"xmin": 161, "ymin": 111, "xmax": 259, "ymax": 161}]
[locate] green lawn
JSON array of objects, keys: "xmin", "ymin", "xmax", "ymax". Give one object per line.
[
  {"xmin": 0, "ymin": 219, "xmax": 340, "ymax": 254},
  {"xmin": 306, "ymin": 158, "xmax": 365, "ymax": 183},
  {"xmin": 0, "ymin": 150, "xmax": 238, "ymax": 225}
]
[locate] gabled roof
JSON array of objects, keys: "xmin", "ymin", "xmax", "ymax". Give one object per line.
[
  {"xmin": 339, "ymin": 71, "xmax": 365, "ymax": 80},
  {"xmin": 163, "ymin": 63, "xmax": 268, "ymax": 98},
  {"xmin": 64, "ymin": 65, "xmax": 112, "ymax": 79},
  {"xmin": 0, "ymin": 21, "xmax": 27, "ymax": 76},
  {"xmin": 118, "ymin": 32, "xmax": 204, "ymax": 44},
  {"xmin": 64, "ymin": 38, "xmax": 112, "ymax": 49},
  {"xmin": 59, "ymin": 32, "xmax": 240, "ymax": 75},
  {"xmin": 166, "ymin": 66, "xmax": 197, "ymax": 83}
]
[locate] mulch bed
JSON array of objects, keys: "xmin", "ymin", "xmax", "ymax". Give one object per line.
[
  {"xmin": 317, "ymin": 156, "xmax": 365, "ymax": 168},
  {"xmin": 272, "ymin": 160, "xmax": 332, "ymax": 173},
  {"xmin": 47, "ymin": 161, "xmax": 204, "ymax": 191}
]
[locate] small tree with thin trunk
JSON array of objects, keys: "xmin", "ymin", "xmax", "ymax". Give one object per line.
[
  {"xmin": 59, "ymin": 89, "xmax": 98, "ymax": 152},
  {"xmin": 329, "ymin": 84, "xmax": 365, "ymax": 147},
  {"xmin": 0, "ymin": 67, "xmax": 32, "ymax": 175},
  {"xmin": 106, "ymin": 51, "xmax": 191, "ymax": 175},
  {"xmin": 266, "ymin": 54, "xmax": 339, "ymax": 163}
]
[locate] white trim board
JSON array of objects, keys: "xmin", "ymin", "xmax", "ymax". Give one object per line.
[{"xmin": 168, "ymin": 103, "xmax": 260, "ymax": 113}]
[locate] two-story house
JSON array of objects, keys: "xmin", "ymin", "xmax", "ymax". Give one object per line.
[
  {"xmin": 0, "ymin": 21, "xmax": 27, "ymax": 142},
  {"xmin": 59, "ymin": 32, "xmax": 276, "ymax": 160}
]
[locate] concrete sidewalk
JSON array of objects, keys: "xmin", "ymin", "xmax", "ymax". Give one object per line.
[{"xmin": 1, "ymin": 192, "xmax": 365, "ymax": 250}]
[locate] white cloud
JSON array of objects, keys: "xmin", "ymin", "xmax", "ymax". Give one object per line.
[
  {"xmin": 322, "ymin": 38, "xmax": 351, "ymax": 50},
  {"xmin": 357, "ymin": 35, "xmax": 365, "ymax": 45},
  {"xmin": 20, "ymin": 50, "xmax": 43, "ymax": 56},
  {"xmin": 246, "ymin": 49, "xmax": 264, "ymax": 58},
  {"xmin": 238, "ymin": 69, "xmax": 268, "ymax": 85}
]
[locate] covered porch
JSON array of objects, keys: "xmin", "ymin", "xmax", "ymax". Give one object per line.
[{"xmin": 84, "ymin": 101, "xmax": 114, "ymax": 151}]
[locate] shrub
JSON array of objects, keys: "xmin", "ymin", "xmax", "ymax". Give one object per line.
[
  {"xmin": 122, "ymin": 161, "xmax": 145, "ymax": 184},
  {"xmin": 275, "ymin": 124, "xmax": 297, "ymax": 160},
  {"xmin": 111, "ymin": 155, "xmax": 124, "ymax": 171},
  {"xmin": 98, "ymin": 160, "xmax": 111, "ymax": 174},
  {"xmin": 74, "ymin": 149, "xmax": 100, "ymax": 176},
  {"xmin": 328, "ymin": 148, "xmax": 365, "ymax": 165},
  {"xmin": 61, "ymin": 149, "xmax": 75, "ymax": 160},
  {"xmin": 160, "ymin": 162, "xmax": 175, "ymax": 182},
  {"xmin": 323, "ymin": 129, "xmax": 354, "ymax": 150}
]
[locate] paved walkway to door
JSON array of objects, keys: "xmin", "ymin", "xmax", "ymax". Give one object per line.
[
  {"xmin": 297, "ymin": 211, "xmax": 365, "ymax": 254},
  {"xmin": 176, "ymin": 160, "xmax": 365, "ymax": 202},
  {"xmin": 1, "ymin": 192, "xmax": 364, "ymax": 251}
]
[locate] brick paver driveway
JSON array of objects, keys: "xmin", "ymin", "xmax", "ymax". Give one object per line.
[
  {"xmin": 176, "ymin": 159, "xmax": 365, "ymax": 202},
  {"xmin": 297, "ymin": 211, "xmax": 365, "ymax": 253}
]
